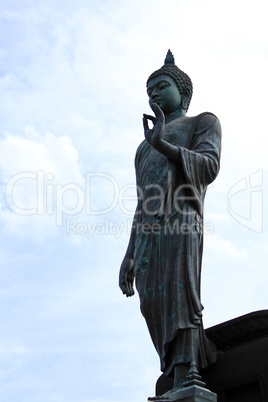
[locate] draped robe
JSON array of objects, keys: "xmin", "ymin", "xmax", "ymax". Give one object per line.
[{"xmin": 133, "ymin": 112, "xmax": 221, "ymax": 376}]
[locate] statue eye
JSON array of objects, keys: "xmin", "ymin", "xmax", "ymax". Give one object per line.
[{"xmin": 158, "ymin": 83, "xmax": 169, "ymax": 90}]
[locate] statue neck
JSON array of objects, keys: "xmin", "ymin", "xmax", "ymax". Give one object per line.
[{"xmin": 165, "ymin": 109, "xmax": 186, "ymax": 124}]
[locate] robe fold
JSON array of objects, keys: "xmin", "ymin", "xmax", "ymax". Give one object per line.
[{"xmin": 133, "ymin": 112, "xmax": 221, "ymax": 376}]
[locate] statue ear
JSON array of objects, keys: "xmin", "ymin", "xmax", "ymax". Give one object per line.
[{"xmin": 182, "ymin": 88, "xmax": 190, "ymax": 110}]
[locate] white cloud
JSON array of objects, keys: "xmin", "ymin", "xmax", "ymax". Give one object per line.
[
  {"xmin": 0, "ymin": 128, "xmax": 84, "ymax": 243},
  {"xmin": 205, "ymin": 233, "xmax": 248, "ymax": 263}
]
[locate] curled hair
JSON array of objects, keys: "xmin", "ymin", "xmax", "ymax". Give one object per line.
[{"xmin": 146, "ymin": 50, "xmax": 193, "ymax": 112}]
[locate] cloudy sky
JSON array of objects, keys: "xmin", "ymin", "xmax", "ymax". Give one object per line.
[{"xmin": 0, "ymin": 0, "xmax": 268, "ymax": 401}]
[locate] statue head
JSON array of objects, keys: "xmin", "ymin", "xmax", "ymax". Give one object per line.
[{"xmin": 146, "ymin": 50, "xmax": 193, "ymax": 112}]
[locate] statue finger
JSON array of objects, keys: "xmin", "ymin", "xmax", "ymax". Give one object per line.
[
  {"xmin": 127, "ymin": 278, "xmax": 135, "ymax": 296},
  {"xmin": 143, "ymin": 114, "xmax": 156, "ymax": 124},
  {"xmin": 125, "ymin": 281, "xmax": 132, "ymax": 297},
  {"xmin": 151, "ymin": 103, "xmax": 165, "ymax": 120},
  {"xmin": 120, "ymin": 283, "xmax": 127, "ymax": 295},
  {"xmin": 119, "ymin": 274, "xmax": 127, "ymax": 294},
  {"xmin": 143, "ymin": 116, "xmax": 149, "ymax": 131}
]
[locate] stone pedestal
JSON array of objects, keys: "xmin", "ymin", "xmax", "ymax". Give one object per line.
[{"xmin": 147, "ymin": 385, "xmax": 217, "ymax": 402}]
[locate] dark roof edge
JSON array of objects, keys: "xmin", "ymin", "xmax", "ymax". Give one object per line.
[{"xmin": 205, "ymin": 310, "xmax": 268, "ymax": 349}]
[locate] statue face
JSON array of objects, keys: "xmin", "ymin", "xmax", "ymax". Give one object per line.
[{"xmin": 147, "ymin": 74, "xmax": 182, "ymax": 115}]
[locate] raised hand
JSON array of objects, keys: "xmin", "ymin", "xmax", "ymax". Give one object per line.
[{"xmin": 143, "ymin": 103, "xmax": 165, "ymax": 149}]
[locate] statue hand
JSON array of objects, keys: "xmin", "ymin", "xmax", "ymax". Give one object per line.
[
  {"xmin": 143, "ymin": 103, "xmax": 165, "ymax": 149},
  {"xmin": 119, "ymin": 257, "xmax": 135, "ymax": 297}
]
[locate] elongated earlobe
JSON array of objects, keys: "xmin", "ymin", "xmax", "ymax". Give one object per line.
[
  {"xmin": 182, "ymin": 97, "xmax": 188, "ymax": 110},
  {"xmin": 182, "ymin": 88, "xmax": 190, "ymax": 111}
]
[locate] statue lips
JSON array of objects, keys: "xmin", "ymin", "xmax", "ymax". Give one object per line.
[{"xmin": 153, "ymin": 98, "xmax": 162, "ymax": 106}]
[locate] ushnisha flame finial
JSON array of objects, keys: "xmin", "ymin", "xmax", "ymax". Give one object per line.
[{"xmin": 164, "ymin": 49, "xmax": 175, "ymax": 65}]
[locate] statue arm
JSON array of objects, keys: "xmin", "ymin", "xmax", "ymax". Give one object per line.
[
  {"xmin": 122, "ymin": 206, "xmax": 138, "ymax": 259},
  {"xmin": 119, "ymin": 205, "xmax": 139, "ymax": 297},
  {"xmin": 177, "ymin": 113, "xmax": 222, "ymax": 189},
  {"xmin": 145, "ymin": 110, "xmax": 221, "ymax": 189},
  {"xmin": 119, "ymin": 150, "xmax": 142, "ymax": 298}
]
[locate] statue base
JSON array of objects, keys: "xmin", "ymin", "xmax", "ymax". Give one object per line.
[{"xmin": 148, "ymin": 385, "xmax": 217, "ymax": 402}]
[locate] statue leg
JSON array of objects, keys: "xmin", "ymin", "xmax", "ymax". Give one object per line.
[
  {"xmin": 173, "ymin": 363, "xmax": 189, "ymax": 389},
  {"xmin": 148, "ymin": 364, "xmax": 189, "ymax": 400}
]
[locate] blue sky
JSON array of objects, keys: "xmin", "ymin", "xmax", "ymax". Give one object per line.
[{"xmin": 0, "ymin": 0, "xmax": 268, "ymax": 401}]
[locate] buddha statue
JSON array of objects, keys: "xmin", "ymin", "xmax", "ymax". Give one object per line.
[{"xmin": 119, "ymin": 50, "xmax": 221, "ymax": 400}]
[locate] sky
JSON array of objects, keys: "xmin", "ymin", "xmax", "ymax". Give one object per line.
[{"xmin": 0, "ymin": 0, "xmax": 268, "ymax": 401}]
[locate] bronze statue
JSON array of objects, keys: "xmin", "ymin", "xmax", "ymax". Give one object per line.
[{"xmin": 119, "ymin": 50, "xmax": 221, "ymax": 400}]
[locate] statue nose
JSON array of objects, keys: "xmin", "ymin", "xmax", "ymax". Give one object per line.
[{"xmin": 151, "ymin": 89, "xmax": 159, "ymax": 99}]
